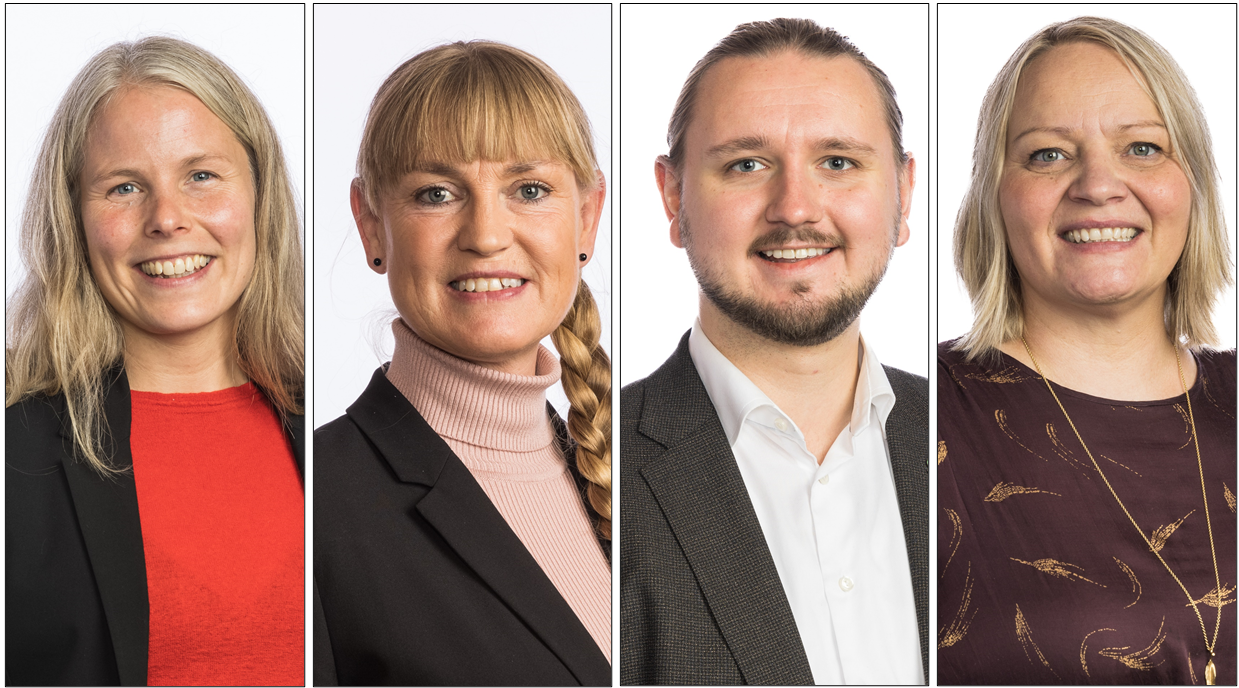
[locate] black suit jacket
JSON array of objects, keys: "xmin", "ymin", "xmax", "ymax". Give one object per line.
[
  {"xmin": 313, "ymin": 367, "xmax": 611, "ymax": 686},
  {"xmin": 5, "ymin": 370, "xmax": 304, "ymax": 687},
  {"xmin": 619, "ymin": 333, "xmax": 929, "ymax": 685}
]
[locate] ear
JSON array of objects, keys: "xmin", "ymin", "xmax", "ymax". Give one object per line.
[
  {"xmin": 576, "ymin": 171, "xmax": 606, "ymax": 267},
  {"xmin": 655, "ymin": 156, "xmax": 685, "ymax": 248},
  {"xmin": 351, "ymin": 179, "xmax": 387, "ymax": 274},
  {"xmin": 895, "ymin": 155, "xmax": 915, "ymax": 247}
]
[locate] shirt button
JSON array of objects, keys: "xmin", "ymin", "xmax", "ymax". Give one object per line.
[
  {"xmin": 839, "ymin": 576, "xmax": 854, "ymax": 592},
  {"xmin": 774, "ymin": 417, "xmax": 790, "ymax": 432},
  {"xmin": 818, "ymin": 474, "xmax": 830, "ymax": 485}
]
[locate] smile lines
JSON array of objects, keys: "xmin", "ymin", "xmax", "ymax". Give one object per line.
[
  {"xmin": 760, "ymin": 247, "xmax": 833, "ymax": 261},
  {"xmin": 451, "ymin": 277, "xmax": 525, "ymax": 293},
  {"xmin": 140, "ymin": 254, "xmax": 212, "ymax": 278},
  {"xmin": 1063, "ymin": 227, "xmax": 1139, "ymax": 244}
]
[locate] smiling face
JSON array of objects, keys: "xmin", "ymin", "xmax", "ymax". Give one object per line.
[
  {"xmin": 659, "ymin": 50, "xmax": 913, "ymax": 346},
  {"xmin": 354, "ymin": 159, "xmax": 603, "ymax": 375},
  {"xmin": 79, "ymin": 85, "xmax": 257, "ymax": 344},
  {"xmin": 999, "ymin": 41, "xmax": 1191, "ymax": 316}
]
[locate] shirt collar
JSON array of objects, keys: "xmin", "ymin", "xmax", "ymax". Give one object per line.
[{"xmin": 688, "ymin": 320, "xmax": 897, "ymax": 447}]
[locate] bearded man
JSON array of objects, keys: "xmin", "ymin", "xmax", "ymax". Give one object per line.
[{"xmin": 620, "ymin": 18, "xmax": 928, "ymax": 686}]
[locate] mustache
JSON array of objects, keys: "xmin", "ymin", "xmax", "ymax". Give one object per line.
[{"xmin": 748, "ymin": 226, "xmax": 845, "ymax": 255}]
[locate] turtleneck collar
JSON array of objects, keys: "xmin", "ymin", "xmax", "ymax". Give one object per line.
[{"xmin": 385, "ymin": 319, "xmax": 561, "ymax": 454}]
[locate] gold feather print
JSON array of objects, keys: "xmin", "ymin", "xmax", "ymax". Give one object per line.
[
  {"xmin": 937, "ymin": 440, "xmax": 947, "ymax": 465},
  {"xmin": 942, "ymin": 508, "xmax": 962, "ymax": 579},
  {"xmin": 939, "ymin": 562, "xmax": 978, "ymax": 649},
  {"xmin": 1187, "ymin": 584, "xmax": 1235, "ymax": 609},
  {"xmin": 1149, "ymin": 510, "xmax": 1193, "ymax": 554},
  {"xmin": 1172, "ymin": 404, "xmax": 1193, "ymax": 449},
  {"xmin": 995, "ymin": 409, "xmax": 1047, "ymax": 462},
  {"xmin": 1114, "ymin": 557, "xmax": 1141, "ymax": 608},
  {"xmin": 1080, "ymin": 628, "xmax": 1117, "ymax": 677},
  {"xmin": 1011, "ymin": 557, "xmax": 1106, "ymax": 587},
  {"xmin": 1015, "ymin": 604, "xmax": 1059, "ymax": 677},
  {"xmin": 984, "ymin": 482, "xmax": 1061, "ymax": 502},
  {"xmin": 1098, "ymin": 617, "xmax": 1167, "ymax": 670},
  {"xmin": 1225, "ymin": 483, "xmax": 1236, "ymax": 513},
  {"xmin": 965, "ymin": 366, "xmax": 1031, "ymax": 384}
]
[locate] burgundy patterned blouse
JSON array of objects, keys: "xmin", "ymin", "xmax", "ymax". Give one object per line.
[{"xmin": 937, "ymin": 342, "xmax": 1236, "ymax": 685}]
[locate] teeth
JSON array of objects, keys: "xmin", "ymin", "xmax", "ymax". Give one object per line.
[
  {"xmin": 140, "ymin": 254, "xmax": 211, "ymax": 278},
  {"xmin": 761, "ymin": 247, "xmax": 832, "ymax": 261},
  {"xmin": 451, "ymin": 277, "xmax": 526, "ymax": 293},
  {"xmin": 1064, "ymin": 227, "xmax": 1139, "ymax": 244}
]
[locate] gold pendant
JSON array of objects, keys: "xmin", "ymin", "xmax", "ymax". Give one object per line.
[{"xmin": 1206, "ymin": 658, "xmax": 1216, "ymax": 685}]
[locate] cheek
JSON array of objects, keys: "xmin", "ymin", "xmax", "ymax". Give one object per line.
[{"xmin": 81, "ymin": 208, "xmax": 133, "ymax": 273}]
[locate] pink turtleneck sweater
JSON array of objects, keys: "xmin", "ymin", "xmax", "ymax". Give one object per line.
[{"xmin": 385, "ymin": 320, "xmax": 612, "ymax": 662}]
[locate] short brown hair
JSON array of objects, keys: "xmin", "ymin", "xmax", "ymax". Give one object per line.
[{"xmin": 662, "ymin": 17, "xmax": 907, "ymax": 170}]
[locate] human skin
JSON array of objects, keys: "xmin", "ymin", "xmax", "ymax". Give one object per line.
[
  {"xmin": 79, "ymin": 85, "xmax": 257, "ymax": 391},
  {"xmin": 353, "ymin": 160, "xmax": 604, "ymax": 376},
  {"xmin": 998, "ymin": 41, "xmax": 1194, "ymax": 400}
]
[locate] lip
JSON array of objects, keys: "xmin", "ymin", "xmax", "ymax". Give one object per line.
[
  {"xmin": 135, "ymin": 257, "xmax": 213, "ymax": 285},
  {"xmin": 754, "ymin": 246, "xmax": 837, "ymax": 267},
  {"xmin": 1057, "ymin": 220, "xmax": 1145, "ymax": 233},
  {"xmin": 449, "ymin": 270, "xmax": 528, "ymax": 283}
]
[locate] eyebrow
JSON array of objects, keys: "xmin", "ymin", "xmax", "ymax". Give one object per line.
[
  {"xmin": 88, "ymin": 154, "xmax": 232, "ymax": 185},
  {"xmin": 1012, "ymin": 120, "xmax": 1166, "ymax": 143},
  {"xmin": 704, "ymin": 135, "xmax": 878, "ymax": 158},
  {"xmin": 409, "ymin": 160, "xmax": 556, "ymax": 178}
]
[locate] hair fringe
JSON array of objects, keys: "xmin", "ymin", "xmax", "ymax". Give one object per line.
[{"xmin": 551, "ymin": 281, "xmax": 612, "ymax": 540}]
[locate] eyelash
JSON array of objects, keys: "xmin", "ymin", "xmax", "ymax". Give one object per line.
[
  {"xmin": 415, "ymin": 181, "xmax": 553, "ymax": 206},
  {"xmin": 727, "ymin": 157, "xmax": 857, "ymax": 174},
  {"xmin": 1028, "ymin": 142, "xmax": 1164, "ymax": 164}
]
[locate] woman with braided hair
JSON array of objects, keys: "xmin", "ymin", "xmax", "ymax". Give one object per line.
[{"xmin": 313, "ymin": 40, "xmax": 611, "ymax": 686}]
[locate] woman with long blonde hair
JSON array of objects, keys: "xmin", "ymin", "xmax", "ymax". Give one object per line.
[
  {"xmin": 6, "ymin": 37, "xmax": 304, "ymax": 686},
  {"xmin": 313, "ymin": 40, "xmax": 611, "ymax": 686}
]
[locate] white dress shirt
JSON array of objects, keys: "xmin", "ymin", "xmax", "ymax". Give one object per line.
[{"xmin": 689, "ymin": 321, "xmax": 923, "ymax": 685}]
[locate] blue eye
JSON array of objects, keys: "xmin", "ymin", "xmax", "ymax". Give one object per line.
[
  {"xmin": 518, "ymin": 184, "xmax": 548, "ymax": 201},
  {"xmin": 730, "ymin": 159, "xmax": 767, "ymax": 173},
  {"xmin": 824, "ymin": 157, "xmax": 854, "ymax": 171},
  {"xmin": 1130, "ymin": 143, "xmax": 1161, "ymax": 157},
  {"xmin": 1030, "ymin": 149, "xmax": 1064, "ymax": 163},
  {"xmin": 191, "ymin": 171, "xmax": 213, "ymax": 182},
  {"xmin": 114, "ymin": 183, "xmax": 137, "ymax": 195},
  {"xmin": 418, "ymin": 187, "xmax": 455, "ymax": 204}
]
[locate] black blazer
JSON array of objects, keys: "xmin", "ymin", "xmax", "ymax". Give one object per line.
[
  {"xmin": 5, "ymin": 370, "xmax": 304, "ymax": 687},
  {"xmin": 619, "ymin": 332, "xmax": 929, "ymax": 685},
  {"xmin": 313, "ymin": 367, "xmax": 611, "ymax": 686}
]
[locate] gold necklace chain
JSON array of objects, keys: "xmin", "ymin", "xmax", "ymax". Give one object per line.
[{"xmin": 1020, "ymin": 337, "xmax": 1222, "ymax": 684}]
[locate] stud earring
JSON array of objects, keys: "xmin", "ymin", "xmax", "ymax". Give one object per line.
[
  {"xmin": 374, "ymin": 258, "xmax": 382, "ymax": 266},
  {"xmin": 579, "ymin": 253, "xmax": 587, "ymax": 262}
]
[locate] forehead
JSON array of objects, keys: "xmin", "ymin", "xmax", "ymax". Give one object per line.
[
  {"xmin": 85, "ymin": 85, "xmax": 238, "ymax": 158},
  {"xmin": 686, "ymin": 51, "xmax": 891, "ymax": 156},
  {"xmin": 1010, "ymin": 42, "xmax": 1161, "ymax": 131}
]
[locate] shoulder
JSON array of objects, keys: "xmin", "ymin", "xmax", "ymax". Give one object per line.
[
  {"xmin": 1197, "ymin": 348, "xmax": 1236, "ymax": 385},
  {"xmin": 6, "ymin": 393, "xmax": 69, "ymax": 473}
]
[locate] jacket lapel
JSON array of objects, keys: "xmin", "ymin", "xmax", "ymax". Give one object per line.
[
  {"xmin": 348, "ymin": 369, "xmax": 610, "ymax": 686},
  {"xmin": 59, "ymin": 370, "xmax": 149, "ymax": 687},
  {"xmin": 636, "ymin": 336, "xmax": 814, "ymax": 685},
  {"xmin": 883, "ymin": 366, "xmax": 930, "ymax": 682}
]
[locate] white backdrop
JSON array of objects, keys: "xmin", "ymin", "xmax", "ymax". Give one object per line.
[
  {"xmin": 312, "ymin": 4, "xmax": 612, "ymax": 427},
  {"xmin": 619, "ymin": 4, "xmax": 931, "ymax": 386},
  {"xmin": 937, "ymin": 4, "xmax": 1237, "ymax": 349},
  {"xmin": 4, "ymin": 4, "xmax": 306, "ymax": 305}
]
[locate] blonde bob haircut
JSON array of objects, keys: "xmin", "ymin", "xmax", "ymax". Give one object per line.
[
  {"xmin": 355, "ymin": 41, "xmax": 612, "ymax": 539},
  {"xmin": 953, "ymin": 16, "xmax": 1232, "ymax": 359},
  {"xmin": 6, "ymin": 36, "xmax": 304, "ymax": 474}
]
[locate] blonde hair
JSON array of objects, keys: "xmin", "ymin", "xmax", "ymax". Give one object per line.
[
  {"xmin": 356, "ymin": 41, "xmax": 611, "ymax": 539},
  {"xmin": 5, "ymin": 36, "xmax": 304, "ymax": 474},
  {"xmin": 954, "ymin": 16, "xmax": 1232, "ymax": 358}
]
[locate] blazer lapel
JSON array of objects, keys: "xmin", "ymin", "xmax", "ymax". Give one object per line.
[
  {"xmin": 59, "ymin": 370, "xmax": 149, "ymax": 687},
  {"xmin": 637, "ymin": 336, "xmax": 814, "ymax": 685},
  {"xmin": 883, "ymin": 366, "xmax": 930, "ymax": 682},
  {"xmin": 348, "ymin": 369, "xmax": 611, "ymax": 686}
]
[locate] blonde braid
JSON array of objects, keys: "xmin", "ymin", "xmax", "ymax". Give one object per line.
[{"xmin": 551, "ymin": 280, "xmax": 612, "ymax": 540}]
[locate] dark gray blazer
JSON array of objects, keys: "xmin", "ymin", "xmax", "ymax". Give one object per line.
[{"xmin": 619, "ymin": 332, "xmax": 929, "ymax": 685}]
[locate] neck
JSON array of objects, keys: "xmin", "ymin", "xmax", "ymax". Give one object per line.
[
  {"xmin": 122, "ymin": 316, "xmax": 247, "ymax": 393},
  {"xmin": 700, "ymin": 297, "xmax": 861, "ymax": 461},
  {"xmin": 1000, "ymin": 288, "xmax": 1194, "ymax": 401}
]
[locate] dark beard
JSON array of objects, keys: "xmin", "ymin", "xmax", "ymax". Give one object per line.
[{"xmin": 681, "ymin": 214, "xmax": 892, "ymax": 347}]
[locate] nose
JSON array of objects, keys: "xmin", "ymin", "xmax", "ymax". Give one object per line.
[
  {"xmin": 766, "ymin": 164, "xmax": 825, "ymax": 227},
  {"xmin": 1067, "ymin": 152, "xmax": 1128, "ymax": 206},
  {"xmin": 457, "ymin": 195, "xmax": 513, "ymax": 255},
  {"xmin": 145, "ymin": 189, "xmax": 192, "ymax": 236}
]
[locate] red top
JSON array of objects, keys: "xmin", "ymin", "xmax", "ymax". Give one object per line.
[{"xmin": 130, "ymin": 382, "xmax": 303, "ymax": 686}]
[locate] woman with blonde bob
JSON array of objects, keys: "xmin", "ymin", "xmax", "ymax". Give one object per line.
[
  {"xmin": 6, "ymin": 37, "xmax": 304, "ymax": 686},
  {"xmin": 313, "ymin": 41, "xmax": 611, "ymax": 686},
  {"xmin": 938, "ymin": 17, "xmax": 1234, "ymax": 684}
]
